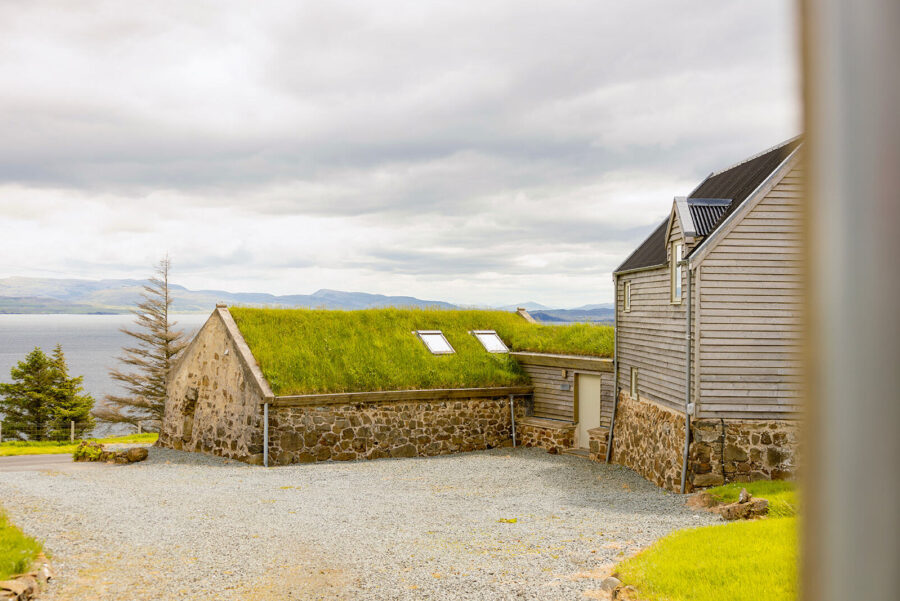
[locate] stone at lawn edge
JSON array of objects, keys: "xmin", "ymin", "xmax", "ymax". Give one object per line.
[
  {"xmin": 599, "ymin": 576, "xmax": 622, "ymax": 592},
  {"xmin": 716, "ymin": 498, "xmax": 769, "ymax": 520}
]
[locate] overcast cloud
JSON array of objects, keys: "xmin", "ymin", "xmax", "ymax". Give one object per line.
[{"xmin": 0, "ymin": 0, "xmax": 800, "ymax": 307}]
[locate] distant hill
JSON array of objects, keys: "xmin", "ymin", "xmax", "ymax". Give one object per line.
[
  {"xmin": 569, "ymin": 303, "xmax": 615, "ymax": 311},
  {"xmin": 0, "ymin": 277, "xmax": 614, "ymax": 320},
  {"xmin": 530, "ymin": 308, "xmax": 614, "ymax": 325},
  {"xmin": 0, "ymin": 277, "xmax": 457, "ymax": 314}
]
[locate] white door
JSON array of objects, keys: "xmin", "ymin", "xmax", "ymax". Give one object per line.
[{"xmin": 576, "ymin": 374, "xmax": 603, "ymax": 449}]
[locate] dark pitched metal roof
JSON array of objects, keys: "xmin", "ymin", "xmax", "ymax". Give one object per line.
[
  {"xmin": 687, "ymin": 198, "xmax": 732, "ymax": 236},
  {"xmin": 614, "ymin": 136, "xmax": 801, "ymax": 274},
  {"xmin": 615, "ymin": 219, "xmax": 669, "ymax": 273},
  {"xmin": 689, "ymin": 137, "xmax": 802, "ymax": 232}
]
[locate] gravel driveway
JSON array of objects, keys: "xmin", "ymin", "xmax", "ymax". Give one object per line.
[{"xmin": 0, "ymin": 447, "xmax": 716, "ymax": 600}]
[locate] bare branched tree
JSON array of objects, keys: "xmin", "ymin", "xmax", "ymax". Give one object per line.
[{"xmin": 94, "ymin": 257, "xmax": 188, "ymax": 431}]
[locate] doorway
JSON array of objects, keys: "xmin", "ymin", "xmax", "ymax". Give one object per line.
[{"xmin": 576, "ymin": 374, "xmax": 603, "ymax": 449}]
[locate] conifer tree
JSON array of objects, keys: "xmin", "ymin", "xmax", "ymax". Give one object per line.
[
  {"xmin": 47, "ymin": 344, "xmax": 95, "ymax": 439},
  {"xmin": 95, "ymin": 257, "xmax": 188, "ymax": 431},
  {"xmin": 0, "ymin": 346, "xmax": 95, "ymax": 440}
]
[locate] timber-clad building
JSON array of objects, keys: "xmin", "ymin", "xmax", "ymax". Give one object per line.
[{"xmin": 605, "ymin": 136, "xmax": 803, "ymax": 491}]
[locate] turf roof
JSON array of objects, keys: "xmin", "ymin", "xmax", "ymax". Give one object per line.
[{"xmin": 229, "ymin": 307, "xmax": 613, "ymax": 396}]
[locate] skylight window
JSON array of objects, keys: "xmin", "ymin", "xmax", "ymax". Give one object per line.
[
  {"xmin": 470, "ymin": 330, "xmax": 509, "ymax": 353},
  {"xmin": 414, "ymin": 330, "xmax": 455, "ymax": 355}
]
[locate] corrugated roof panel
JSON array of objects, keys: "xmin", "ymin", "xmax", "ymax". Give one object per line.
[{"xmin": 688, "ymin": 199, "xmax": 732, "ymax": 236}]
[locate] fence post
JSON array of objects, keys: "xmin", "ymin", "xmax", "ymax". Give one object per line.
[
  {"xmin": 70, "ymin": 420, "xmax": 75, "ymax": 442},
  {"xmin": 0, "ymin": 422, "xmax": 3, "ymax": 443},
  {"xmin": 138, "ymin": 423, "xmax": 142, "ymax": 435}
]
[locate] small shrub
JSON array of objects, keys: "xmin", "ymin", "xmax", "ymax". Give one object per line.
[{"xmin": 72, "ymin": 441, "xmax": 103, "ymax": 462}]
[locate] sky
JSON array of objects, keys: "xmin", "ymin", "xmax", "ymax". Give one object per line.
[{"xmin": 0, "ymin": 0, "xmax": 801, "ymax": 308}]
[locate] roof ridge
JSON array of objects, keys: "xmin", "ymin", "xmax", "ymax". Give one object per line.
[{"xmin": 706, "ymin": 134, "xmax": 803, "ymax": 178}]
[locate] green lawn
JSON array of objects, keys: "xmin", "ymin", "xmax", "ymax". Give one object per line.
[
  {"xmin": 230, "ymin": 307, "xmax": 613, "ymax": 395},
  {"xmin": 0, "ymin": 508, "xmax": 42, "ymax": 579},
  {"xmin": 0, "ymin": 433, "xmax": 158, "ymax": 456},
  {"xmin": 615, "ymin": 481, "xmax": 799, "ymax": 601}
]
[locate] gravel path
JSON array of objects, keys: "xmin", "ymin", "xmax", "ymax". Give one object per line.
[{"xmin": 0, "ymin": 447, "xmax": 717, "ymax": 600}]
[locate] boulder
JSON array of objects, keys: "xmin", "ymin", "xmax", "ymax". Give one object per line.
[
  {"xmin": 599, "ymin": 576, "xmax": 622, "ymax": 592},
  {"xmin": 738, "ymin": 488, "xmax": 752, "ymax": 504},
  {"xmin": 125, "ymin": 447, "xmax": 149, "ymax": 463},
  {"xmin": 716, "ymin": 498, "xmax": 769, "ymax": 521}
]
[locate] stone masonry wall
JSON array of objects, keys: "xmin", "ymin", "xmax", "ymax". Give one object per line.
[
  {"xmin": 588, "ymin": 427, "xmax": 609, "ymax": 462},
  {"xmin": 267, "ymin": 397, "xmax": 529, "ymax": 465},
  {"xmin": 601, "ymin": 392, "xmax": 801, "ymax": 492},
  {"xmin": 159, "ymin": 313, "xmax": 265, "ymax": 463},
  {"xmin": 690, "ymin": 419, "xmax": 800, "ymax": 487},
  {"xmin": 608, "ymin": 392, "xmax": 686, "ymax": 491},
  {"xmin": 516, "ymin": 417, "xmax": 575, "ymax": 451}
]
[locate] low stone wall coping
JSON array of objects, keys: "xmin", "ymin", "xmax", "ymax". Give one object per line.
[
  {"xmin": 517, "ymin": 416, "xmax": 576, "ymax": 430},
  {"xmin": 270, "ymin": 386, "xmax": 534, "ymax": 407},
  {"xmin": 509, "ymin": 352, "xmax": 613, "ymax": 372}
]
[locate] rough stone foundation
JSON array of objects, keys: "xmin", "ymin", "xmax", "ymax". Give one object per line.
[
  {"xmin": 516, "ymin": 417, "xmax": 575, "ymax": 451},
  {"xmin": 607, "ymin": 393, "xmax": 686, "ymax": 491},
  {"xmin": 690, "ymin": 419, "xmax": 800, "ymax": 486},
  {"xmin": 268, "ymin": 397, "xmax": 528, "ymax": 464},
  {"xmin": 600, "ymin": 392, "xmax": 801, "ymax": 492},
  {"xmin": 588, "ymin": 427, "xmax": 609, "ymax": 461}
]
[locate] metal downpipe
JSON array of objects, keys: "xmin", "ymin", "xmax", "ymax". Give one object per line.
[
  {"xmin": 605, "ymin": 273, "xmax": 619, "ymax": 463},
  {"xmin": 263, "ymin": 402, "xmax": 269, "ymax": 468},
  {"xmin": 509, "ymin": 394, "xmax": 517, "ymax": 448},
  {"xmin": 680, "ymin": 264, "xmax": 692, "ymax": 494}
]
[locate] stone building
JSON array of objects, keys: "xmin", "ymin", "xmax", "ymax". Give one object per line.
[
  {"xmin": 601, "ymin": 137, "xmax": 803, "ymax": 492},
  {"xmin": 159, "ymin": 307, "xmax": 614, "ymax": 465}
]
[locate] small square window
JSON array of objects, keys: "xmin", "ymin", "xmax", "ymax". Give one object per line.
[
  {"xmin": 630, "ymin": 367, "xmax": 639, "ymax": 399},
  {"xmin": 624, "ymin": 281, "xmax": 632, "ymax": 313},
  {"xmin": 415, "ymin": 330, "xmax": 455, "ymax": 355},
  {"xmin": 470, "ymin": 330, "xmax": 509, "ymax": 353}
]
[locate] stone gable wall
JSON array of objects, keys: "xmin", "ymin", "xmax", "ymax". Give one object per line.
[
  {"xmin": 268, "ymin": 397, "xmax": 528, "ymax": 464},
  {"xmin": 159, "ymin": 313, "xmax": 265, "ymax": 463}
]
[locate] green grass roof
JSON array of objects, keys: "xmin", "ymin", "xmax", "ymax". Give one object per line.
[{"xmin": 229, "ymin": 307, "xmax": 613, "ymax": 396}]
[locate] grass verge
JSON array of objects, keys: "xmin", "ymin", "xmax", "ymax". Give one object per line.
[
  {"xmin": 0, "ymin": 433, "xmax": 158, "ymax": 456},
  {"xmin": 230, "ymin": 307, "xmax": 614, "ymax": 395},
  {"xmin": 615, "ymin": 481, "xmax": 799, "ymax": 601},
  {"xmin": 616, "ymin": 517, "xmax": 798, "ymax": 601},
  {"xmin": 0, "ymin": 508, "xmax": 42, "ymax": 580}
]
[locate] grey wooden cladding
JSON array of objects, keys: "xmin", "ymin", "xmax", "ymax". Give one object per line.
[
  {"xmin": 520, "ymin": 363, "xmax": 576, "ymax": 421},
  {"xmin": 270, "ymin": 386, "xmax": 534, "ymax": 407},
  {"xmin": 615, "ymin": 156, "xmax": 804, "ymax": 420},
  {"xmin": 616, "ymin": 262, "xmax": 688, "ymax": 413},
  {"xmin": 695, "ymin": 163, "xmax": 803, "ymax": 419},
  {"xmin": 515, "ymin": 358, "xmax": 614, "ymax": 425}
]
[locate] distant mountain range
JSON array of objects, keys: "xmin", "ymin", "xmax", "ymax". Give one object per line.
[{"xmin": 0, "ymin": 277, "xmax": 614, "ymax": 323}]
